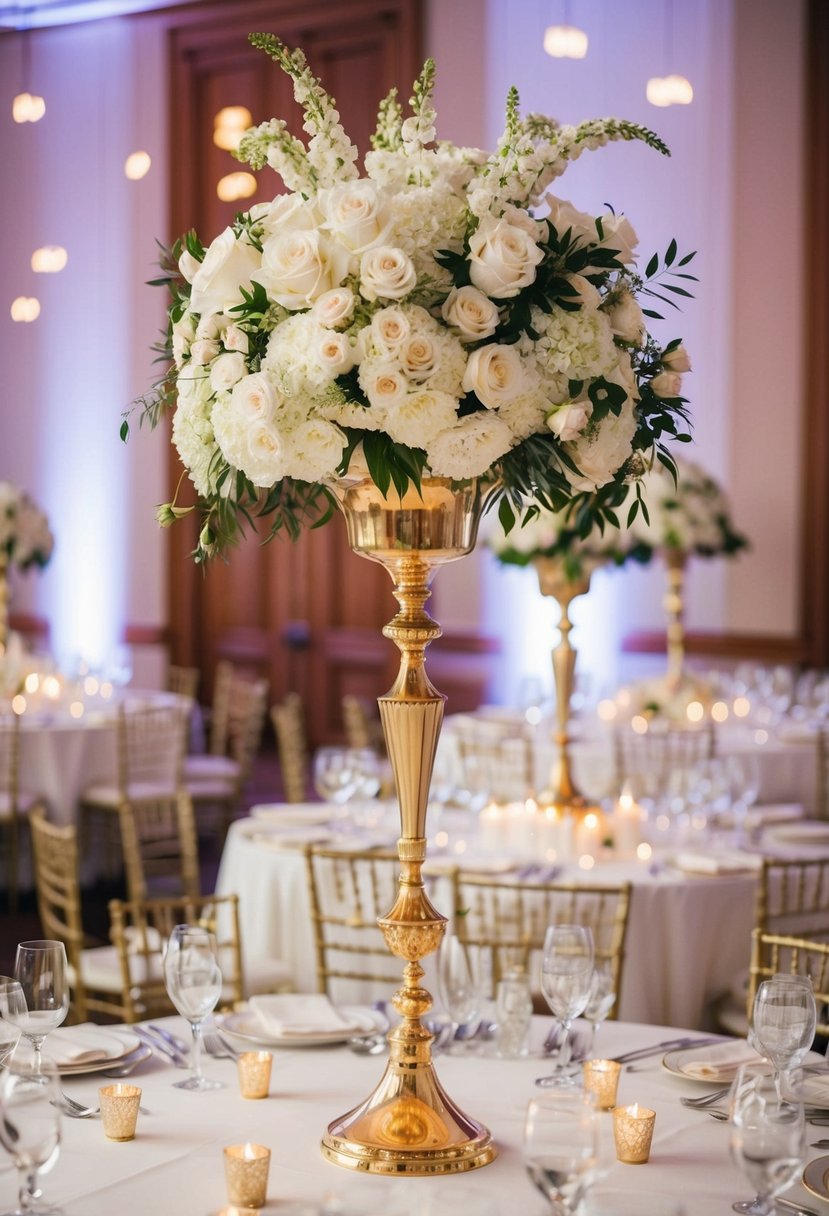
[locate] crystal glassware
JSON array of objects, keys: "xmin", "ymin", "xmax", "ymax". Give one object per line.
[
  {"xmin": 582, "ymin": 962, "xmax": 616, "ymax": 1058},
  {"xmin": 0, "ymin": 977, "xmax": 24, "ymax": 1067},
  {"xmin": 729, "ymin": 1065, "xmax": 806, "ymax": 1216},
  {"xmin": 536, "ymin": 925, "xmax": 594, "ymax": 1088},
  {"xmin": 0, "ymin": 1060, "xmax": 63, "ymax": 1216},
  {"xmin": 495, "ymin": 970, "xmax": 533, "ymax": 1059},
  {"xmin": 751, "ymin": 974, "xmax": 816, "ymax": 1099},
  {"xmin": 9, "ymin": 944, "xmax": 69, "ymax": 1077},
  {"xmin": 162, "ymin": 925, "xmax": 223, "ymax": 1092},
  {"xmin": 437, "ymin": 935, "xmax": 484, "ymax": 1053},
  {"xmin": 524, "ymin": 1090, "xmax": 601, "ymax": 1214}
]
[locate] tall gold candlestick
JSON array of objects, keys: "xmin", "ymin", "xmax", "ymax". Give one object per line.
[
  {"xmin": 533, "ymin": 556, "xmax": 594, "ymax": 814},
  {"xmin": 323, "ymin": 476, "xmax": 495, "ymax": 1176},
  {"xmin": 0, "ymin": 554, "xmax": 8, "ymax": 651},
  {"xmin": 663, "ymin": 548, "xmax": 688, "ymax": 688}
]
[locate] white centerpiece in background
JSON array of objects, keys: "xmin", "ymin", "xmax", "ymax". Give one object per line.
[{"xmin": 0, "ymin": 482, "xmax": 54, "ymax": 649}]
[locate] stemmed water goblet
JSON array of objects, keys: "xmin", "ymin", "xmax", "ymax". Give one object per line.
[
  {"xmin": 729, "ymin": 1064, "xmax": 806, "ymax": 1216},
  {"xmin": 0, "ymin": 1060, "xmax": 63, "ymax": 1215},
  {"xmin": 5, "ymin": 944, "xmax": 69, "ymax": 1077},
  {"xmin": 437, "ymin": 936, "xmax": 484, "ymax": 1053},
  {"xmin": 0, "ymin": 978, "xmax": 24, "ymax": 1068},
  {"xmin": 751, "ymin": 974, "xmax": 816, "ymax": 1100},
  {"xmin": 536, "ymin": 924, "xmax": 594, "ymax": 1088},
  {"xmin": 726, "ymin": 754, "xmax": 761, "ymax": 844},
  {"xmin": 162, "ymin": 925, "xmax": 223, "ymax": 1092},
  {"xmin": 582, "ymin": 962, "xmax": 616, "ymax": 1058},
  {"xmin": 524, "ymin": 1089, "xmax": 601, "ymax": 1215}
]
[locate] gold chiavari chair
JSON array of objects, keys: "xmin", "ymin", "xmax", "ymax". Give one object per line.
[
  {"xmin": 29, "ymin": 808, "xmax": 127, "ymax": 1023},
  {"xmin": 272, "ymin": 693, "xmax": 309, "ymax": 803},
  {"xmin": 304, "ymin": 844, "xmax": 402, "ymax": 1003},
  {"xmin": 167, "ymin": 664, "xmax": 200, "ymax": 702},
  {"xmin": 613, "ymin": 720, "xmax": 715, "ymax": 790},
  {"xmin": 0, "ymin": 710, "xmax": 44, "ymax": 913},
  {"xmin": 450, "ymin": 869, "xmax": 632, "ymax": 1008},
  {"xmin": 749, "ymin": 929, "xmax": 829, "ymax": 1036},
  {"xmin": 119, "ymin": 792, "xmax": 201, "ymax": 903},
  {"xmin": 816, "ymin": 725, "xmax": 829, "ymax": 821},
  {"xmin": 342, "ymin": 694, "xmax": 385, "ymax": 754},
  {"xmin": 455, "ymin": 728, "xmax": 535, "ymax": 804}
]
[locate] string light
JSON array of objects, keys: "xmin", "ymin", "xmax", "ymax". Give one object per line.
[
  {"xmin": 124, "ymin": 151, "xmax": 151, "ymax": 180},
  {"xmin": 12, "ymin": 91, "xmax": 45, "ymax": 122},
  {"xmin": 213, "ymin": 106, "xmax": 253, "ymax": 152},
  {"xmin": 10, "ymin": 297, "xmax": 40, "ymax": 322},
  {"xmin": 31, "ymin": 246, "xmax": 68, "ymax": 273}
]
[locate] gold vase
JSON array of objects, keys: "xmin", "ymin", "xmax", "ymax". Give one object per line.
[
  {"xmin": 663, "ymin": 548, "xmax": 688, "ymax": 689},
  {"xmin": 532, "ymin": 556, "xmax": 595, "ymax": 815},
  {"xmin": 323, "ymin": 475, "xmax": 496, "ymax": 1176},
  {"xmin": 0, "ymin": 553, "xmax": 8, "ymax": 652}
]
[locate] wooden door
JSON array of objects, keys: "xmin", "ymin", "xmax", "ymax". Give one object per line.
[{"xmin": 165, "ymin": 0, "xmax": 423, "ymax": 744}]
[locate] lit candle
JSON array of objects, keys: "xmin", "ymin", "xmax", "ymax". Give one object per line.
[
  {"xmin": 613, "ymin": 788, "xmax": 643, "ymax": 856},
  {"xmin": 223, "ymin": 1143, "xmax": 271, "ymax": 1209},
  {"xmin": 583, "ymin": 1058, "xmax": 621, "ymax": 1109},
  {"xmin": 575, "ymin": 810, "xmax": 604, "ymax": 858},
  {"xmin": 612, "ymin": 1103, "xmax": 656, "ymax": 1163},
  {"xmin": 479, "ymin": 801, "xmax": 504, "ymax": 854}
]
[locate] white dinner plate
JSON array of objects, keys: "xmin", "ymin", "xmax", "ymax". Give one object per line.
[
  {"xmin": 216, "ymin": 1006, "xmax": 383, "ymax": 1048},
  {"xmin": 250, "ymin": 803, "xmax": 339, "ymax": 826},
  {"xmin": 803, "ymin": 1154, "xmax": 829, "ymax": 1203},
  {"xmin": 49, "ymin": 1028, "xmax": 143, "ymax": 1075},
  {"xmin": 764, "ymin": 821, "xmax": 829, "ymax": 850},
  {"xmin": 662, "ymin": 1042, "xmax": 767, "ymax": 1083}
]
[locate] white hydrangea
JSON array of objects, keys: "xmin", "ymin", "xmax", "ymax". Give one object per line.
[
  {"xmin": 496, "ymin": 382, "xmax": 550, "ymax": 441},
  {"xmin": 287, "ymin": 418, "xmax": 347, "ymax": 482},
  {"xmin": 520, "ymin": 305, "xmax": 617, "ymax": 383},
  {"xmin": 172, "ymin": 370, "xmax": 220, "ymax": 498},
  {"xmin": 384, "ymin": 390, "xmax": 458, "ymax": 449},
  {"xmin": 426, "ymin": 412, "xmax": 515, "ymax": 479},
  {"xmin": 264, "ymin": 313, "xmax": 335, "ymax": 394},
  {"xmin": 630, "ymin": 457, "xmax": 741, "ymax": 555}
]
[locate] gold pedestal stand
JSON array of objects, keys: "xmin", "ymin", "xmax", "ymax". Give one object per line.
[
  {"xmin": 324, "ymin": 476, "xmax": 495, "ymax": 1176},
  {"xmin": 663, "ymin": 548, "xmax": 688, "ymax": 689},
  {"xmin": 0, "ymin": 554, "xmax": 8, "ymax": 651},
  {"xmin": 533, "ymin": 556, "xmax": 597, "ymax": 817}
]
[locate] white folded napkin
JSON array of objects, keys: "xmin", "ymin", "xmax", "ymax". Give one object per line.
[
  {"xmin": 799, "ymin": 1070, "xmax": 829, "ymax": 1109},
  {"xmin": 678, "ymin": 1039, "xmax": 764, "ymax": 1080},
  {"xmin": 248, "ymin": 994, "xmax": 374, "ymax": 1038},
  {"xmin": 673, "ymin": 850, "xmax": 763, "ymax": 875},
  {"xmin": 45, "ymin": 1024, "xmax": 124, "ymax": 1066}
]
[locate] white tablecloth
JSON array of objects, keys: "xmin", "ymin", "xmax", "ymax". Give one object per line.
[
  {"xmin": 9, "ymin": 1016, "xmax": 826, "ymax": 1216},
  {"xmin": 216, "ymin": 814, "xmax": 759, "ymax": 1030}
]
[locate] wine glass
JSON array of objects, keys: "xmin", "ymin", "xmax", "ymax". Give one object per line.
[
  {"xmin": 8, "ymin": 944, "xmax": 69, "ymax": 1077},
  {"xmin": 524, "ymin": 1090, "xmax": 601, "ymax": 1215},
  {"xmin": 582, "ymin": 962, "xmax": 616, "ymax": 1058},
  {"xmin": 313, "ymin": 747, "xmax": 360, "ymax": 805},
  {"xmin": 0, "ymin": 978, "xmax": 24, "ymax": 1068},
  {"xmin": 437, "ymin": 936, "xmax": 484, "ymax": 1053},
  {"xmin": 0, "ymin": 1060, "xmax": 63, "ymax": 1215},
  {"xmin": 726, "ymin": 754, "xmax": 761, "ymax": 843},
  {"xmin": 536, "ymin": 925, "xmax": 594, "ymax": 1088},
  {"xmin": 162, "ymin": 925, "xmax": 223, "ymax": 1092},
  {"xmin": 729, "ymin": 1065, "xmax": 806, "ymax": 1216},
  {"xmin": 751, "ymin": 975, "xmax": 816, "ymax": 1099}
]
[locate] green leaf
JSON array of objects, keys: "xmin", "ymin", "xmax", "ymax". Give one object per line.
[
  {"xmin": 665, "ymin": 237, "xmax": 677, "ymax": 266},
  {"xmin": 119, "ymin": 419, "xmax": 129, "ymax": 443},
  {"xmin": 645, "ymin": 252, "xmax": 659, "ymax": 278},
  {"xmin": 677, "ymin": 251, "xmax": 697, "ymax": 266},
  {"xmin": 498, "ymin": 496, "xmax": 515, "ymax": 535}
]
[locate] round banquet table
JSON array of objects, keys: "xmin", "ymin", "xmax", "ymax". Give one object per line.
[
  {"xmin": 11, "ymin": 1015, "xmax": 828, "ymax": 1215},
  {"xmin": 216, "ymin": 811, "xmax": 760, "ymax": 1030}
]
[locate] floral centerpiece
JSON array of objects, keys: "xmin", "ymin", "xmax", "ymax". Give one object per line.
[
  {"xmin": 486, "ymin": 499, "xmax": 650, "ymax": 582},
  {"xmin": 129, "ymin": 33, "xmax": 694, "ymax": 559},
  {"xmin": 0, "ymin": 483, "xmax": 54, "ymax": 572},
  {"xmin": 629, "ymin": 454, "xmax": 748, "ymax": 557}
]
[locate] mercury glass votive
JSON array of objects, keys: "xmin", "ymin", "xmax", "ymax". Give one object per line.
[
  {"xmin": 582, "ymin": 1058, "xmax": 621, "ymax": 1110},
  {"xmin": 236, "ymin": 1051, "xmax": 272, "ymax": 1099},
  {"xmin": 223, "ymin": 1143, "xmax": 271, "ymax": 1209},
  {"xmin": 612, "ymin": 1103, "xmax": 656, "ymax": 1163},
  {"xmin": 98, "ymin": 1083, "xmax": 142, "ymax": 1141}
]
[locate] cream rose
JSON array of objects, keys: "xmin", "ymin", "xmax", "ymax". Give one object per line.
[
  {"xmin": 604, "ymin": 290, "xmax": 646, "ymax": 345},
  {"xmin": 400, "ymin": 333, "xmax": 438, "ymax": 381},
  {"xmin": 223, "ymin": 324, "xmax": 249, "ymax": 354},
  {"xmin": 189, "ymin": 338, "xmax": 219, "ymax": 366},
  {"xmin": 441, "ymin": 285, "xmax": 499, "ymax": 342},
  {"xmin": 256, "ymin": 229, "xmax": 346, "ymax": 310},
  {"xmin": 320, "ymin": 181, "xmax": 391, "ymax": 253},
  {"xmin": 359, "ymin": 362, "xmax": 407, "ymax": 409},
  {"xmin": 546, "ymin": 399, "xmax": 592, "ymax": 442},
  {"xmin": 369, "ymin": 307, "xmax": 410, "ymax": 354},
  {"xmin": 311, "ymin": 287, "xmax": 356, "ymax": 329},
  {"xmin": 189, "ymin": 227, "xmax": 261, "ymax": 317},
  {"xmin": 209, "ymin": 351, "xmax": 246, "ymax": 392},
  {"xmin": 359, "ymin": 246, "xmax": 417, "ymax": 301},
  {"xmin": 661, "ymin": 343, "xmax": 692, "ymax": 373},
  {"xmin": 178, "ymin": 249, "xmax": 201, "ymax": 284},
  {"xmin": 565, "ymin": 274, "xmax": 601, "ymax": 310},
  {"xmin": 599, "ymin": 214, "xmax": 639, "ymax": 264},
  {"xmin": 462, "ymin": 343, "xmax": 525, "ymax": 408},
  {"xmin": 650, "ymin": 370, "xmax": 683, "ymax": 398},
  {"xmin": 230, "ymin": 370, "xmax": 280, "ymax": 422},
  {"xmin": 316, "ymin": 331, "xmax": 355, "ymax": 377},
  {"xmin": 544, "ymin": 196, "xmax": 597, "ymax": 246},
  {"xmin": 467, "ymin": 215, "xmax": 544, "ymax": 299}
]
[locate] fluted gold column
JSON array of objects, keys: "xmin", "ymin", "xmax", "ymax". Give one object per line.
[
  {"xmin": 0, "ymin": 554, "xmax": 8, "ymax": 652},
  {"xmin": 322, "ymin": 476, "xmax": 495, "ymax": 1175},
  {"xmin": 663, "ymin": 548, "xmax": 688, "ymax": 689}
]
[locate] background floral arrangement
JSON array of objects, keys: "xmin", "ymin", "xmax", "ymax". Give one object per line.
[
  {"xmin": 0, "ymin": 482, "xmax": 54, "ymax": 571},
  {"xmin": 630, "ymin": 455, "xmax": 748, "ymax": 558},
  {"xmin": 132, "ymin": 33, "xmax": 694, "ymax": 562}
]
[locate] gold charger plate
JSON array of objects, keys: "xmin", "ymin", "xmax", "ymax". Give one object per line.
[{"xmin": 803, "ymin": 1153, "xmax": 829, "ymax": 1203}]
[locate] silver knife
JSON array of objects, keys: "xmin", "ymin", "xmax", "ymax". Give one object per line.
[
  {"xmin": 148, "ymin": 1024, "xmax": 190, "ymax": 1055},
  {"xmin": 612, "ymin": 1035, "xmax": 725, "ymax": 1064},
  {"xmin": 134, "ymin": 1026, "xmax": 189, "ymax": 1068}
]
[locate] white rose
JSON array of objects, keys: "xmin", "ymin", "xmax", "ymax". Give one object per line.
[
  {"xmin": 190, "ymin": 338, "xmax": 219, "ymax": 365},
  {"xmin": 564, "ymin": 399, "xmax": 637, "ymax": 491},
  {"xmin": 400, "ymin": 333, "xmax": 438, "ymax": 381},
  {"xmin": 195, "ymin": 313, "xmax": 225, "ymax": 340},
  {"xmin": 257, "ymin": 193, "xmax": 316, "ymax": 237},
  {"xmin": 243, "ymin": 419, "xmax": 290, "ymax": 486},
  {"xmin": 319, "ymin": 181, "xmax": 391, "ymax": 253},
  {"xmin": 662, "ymin": 343, "xmax": 692, "ymax": 373},
  {"xmin": 546, "ymin": 399, "xmax": 592, "ymax": 441},
  {"xmin": 441, "ymin": 285, "xmax": 499, "ymax": 342},
  {"xmin": 189, "ymin": 227, "xmax": 261, "ymax": 317},
  {"xmin": 462, "ymin": 343, "xmax": 525, "ymax": 408},
  {"xmin": 230, "ymin": 370, "xmax": 280, "ymax": 422},
  {"xmin": 565, "ymin": 274, "xmax": 601, "ymax": 310},
  {"xmin": 467, "ymin": 215, "xmax": 544, "ymax": 299},
  {"xmin": 316, "ymin": 331, "xmax": 355, "ymax": 377},
  {"xmin": 311, "ymin": 287, "xmax": 356, "ymax": 328},
  {"xmin": 359, "ymin": 361, "xmax": 407, "ymax": 409},
  {"xmin": 255, "ymin": 229, "xmax": 346, "ymax": 310},
  {"xmin": 209, "ymin": 351, "xmax": 247, "ymax": 392},
  {"xmin": 544, "ymin": 196, "xmax": 597, "ymax": 245},
  {"xmin": 599, "ymin": 214, "xmax": 639, "ymax": 264},
  {"xmin": 178, "ymin": 249, "xmax": 201, "ymax": 284},
  {"xmin": 650, "ymin": 370, "xmax": 683, "ymax": 398},
  {"xmin": 604, "ymin": 290, "xmax": 646, "ymax": 345},
  {"xmin": 359, "ymin": 246, "xmax": 417, "ymax": 302},
  {"xmin": 369, "ymin": 307, "xmax": 410, "ymax": 354},
  {"xmin": 605, "ymin": 353, "xmax": 640, "ymax": 403},
  {"xmin": 223, "ymin": 324, "xmax": 249, "ymax": 353},
  {"xmin": 172, "ymin": 313, "xmax": 196, "ymax": 342}
]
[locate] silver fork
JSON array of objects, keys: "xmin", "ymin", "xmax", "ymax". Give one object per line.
[
  {"xmin": 680, "ymin": 1087, "xmax": 731, "ymax": 1107},
  {"xmin": 202, "ymin": 1030, "xmax": 239, "ymax": 1060}
]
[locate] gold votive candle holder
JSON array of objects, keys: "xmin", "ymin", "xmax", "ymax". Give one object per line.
[
  {"xmin": 98, "ymin": 1083, "xmax": 142, "ymax": 1142},
  {"xmin": 582, "ymin": 1058, "xmax": 621, "ymax": 1110},
  {"xmin": 612, "ymin": 1103, "xmax": 656, "ymax": 1164},
  {"xmin": 236, "ymin": 1051, "xmax": 272, "ymax": 1100},
  {"xmin": 223, "ymin": 1143, "xmax": 271, "ymax": 1209}
]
